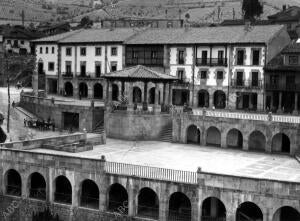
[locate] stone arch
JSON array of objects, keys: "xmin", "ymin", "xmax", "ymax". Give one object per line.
[
  {"xmin": 206, "ymin": 126, "xmax": 221, "ymax": 147},
  {"xmin": 272, "ymin": 133, "xmax": 290, "ymax": 154},
  {"xmin": 213, "ymin": 90, "xmax": 226, "ymax": 109},
  {"xmin": 226, "ymin": 128, "xmax": 243, "ymax": 149},
  {"xmin": 198, "ymin": 90, "xmax": 209, "ymax": 108},
  {"xmin": 201, "ymin": 197, "xmax": 226, "ymax": 220},
  {"xmin": 93, "ymin": 83, "xmax": 103, "ymax": 99},
  {"xmin": 54, "ymin": 175, "xmax": 72, "ymax": 204},
  {"xmin": 168, "ymin": 192, "xmax": 191, "ymax": 221},
  {"xmin": 137, "ymin": 187, "xmax": 159, "ymax": 219},
  {"xmin": 112, "ymin": 83, "xmax": 119, "ymax": 101},
  {"xmin": 5, "ymin": 169, "xmax": 22, "ymax": 196},
  {"xmin": 79, "ymin": 82, "xmax": 88, "ymax": 98},
  {"xmin": 133, "ymin": 86, "xmax": 142, "ymax": 103},
  {"xmin": 186, "ymin": 124, "xmax": 200, "ymax": 144},
  {"xmin": 272, "ymin": 206, "xmax": 300, "ymax": 221},
  {"xmin": 80, "ymin": 179, "xmax": 99, "ymax": 209},
  {"xmin": 28, "ymin": 172, "xmax": 46, "ymax": 200},
  {"xmin": 108, "ymin": 183, "xmax": 128, "ymax": 213},
  {"xmin": 249, "ymin": 130, "xmax": 266, "ymax": 152},
  {"xmin": 64, "ymin": 82, "xmax": 73, "ymax": 97},
  {"xmin": 236, "ymin": 201, "xmax": 263, "ymax": 221}
]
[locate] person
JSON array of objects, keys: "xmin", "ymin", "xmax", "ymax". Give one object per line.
[
  {"xmin": 52, "ymin": 121, "xmax": 55, "ymax": 132},
  {"xmin": 12, "ymin": 101, "xmax": 15, "ymax": 108},
  {"xmin": 0, "ymin": 113, "xmax": 7, "ymax": 143},
  {"xmin": 24, "ymin": 118, "xmax": 27, "ymax": 127}
]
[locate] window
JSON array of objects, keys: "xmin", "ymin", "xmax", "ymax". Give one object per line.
[
  {"xmin": 252, "ymin": 72, "xmax": 259, "ymax": 87},
  {"xmin": 95, "ymin": 63, "xmax": 101, "ymax": 77},
  {"xmin": 13, "ymin": 40, "xmax": 18, "ymax": 47},
  {"xmin": 66, "ymin": 47, "xmax": 72, "ymax": 56},
  {"xmin": 80, "ymin": 47, "xmax": 86, "ymax": 56},
  {"xmin": 151, "ymin": 51, "xmax": 157, "ymax": 59},
  {"xmin": 167, "ymin": 22, "xmax": 173, "ymax": 28},
  {"xmin": 80, "ymin": 62, "xmax": 86, "ymax": 76},
  {"xmin": 7, "ymin": 40, "xmax": 11, "ymax": 44},
  {"xmin": 200, "ymin": 70, "xmax": 207, "ymax": 79},
  {"xmin": 48, "ymin": 62, "xmax": 55, "ymax": 71},
  {"xmin": 201, "ymin": 51, "xmax": 208, "ymax": 65},
  {"xmin": 177, "ymin": 70, "xmax": 184, "ymax": 81},
  {"xmin": 289, "ymin": 56, "xmax": 298, "ymax": 65},
  {"xmin": 95, "ymin": 47, "xmax": 102, "ymax": 56},
  {"xmin": 236, "ymin": 71, "xmax": 244, "ymax": 86},
  {"xmin": 46, "ymin": 47, "xmax": 48, "ymax": 54},
  {"xmin": 111, "ymin": 62, "xmax": 117, "ymax": 72},
  {"xmin": 270, "ymin": 75, "xmax": 279, "ymax": 85},
  {"xmin": 132, "ymin": 51, "xmax": 138, "ymax": 59},
  {"xmin": 52, "ymin": 47, "xmax": 55, "ymax": 54},
  {"xmin": 218, "ymin": 50, "xmax": 224, "ymax": 65},
  {"xmin": 217, "ymin": 71, "xmax": 223, "ymax": 80},
  {"xmin": 40, "ymin": 47, "xmax": 43, "ymax": 54},
  {"xmin": 111, "ymin": 47, "xmax": 117, "ymax": 56},
  {"xmin": 20, "ymin": 40, "xmax": 24, "ymax": 45},
  {"xmin": 237, "ymin": 49, "xmax": 244, "ymax": 65},
  {"xmin": 178, "ymin": 50, "xmax": 185, "ymax": 65},
  {"xmin": 65, "ymin": 61, "xmax": 72, "ymax": 75},
  {"xmin": 252, "ymin": 49, "xmax": 260, "ymax": 65}
]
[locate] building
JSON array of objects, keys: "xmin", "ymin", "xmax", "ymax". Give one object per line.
[
  {"xmin": 125, "ymin": 25, "xmax": 290, "ymax": 110},
  {"xmin": 32, "ymin": 25, "xmax": 291, "ymax": 112},
  {"xmin": 37, "ymin": 22, "xmax": 71, "ymax": 37},
  {"xmin": 264, "ymin": 40, "xmax": 300, "ymax": 114}
]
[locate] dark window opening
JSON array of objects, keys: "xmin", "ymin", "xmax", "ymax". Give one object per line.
[
  {"xmin": 80, "ymin": 180, "xmax": 99, "ymax": 209},
  {"xmin": 54, "ymin": 176, "xmax": 72, "ymax": 204},
  {"xmin": 237, "ymin": 50, "xmax": 244, "ymax": 65},
  {"xmin": 6, "ymin": 169, "xmax": 22, "ymax": 196},
  {"xmin": 111, "ymin": 47, "xmax": 117, "ymax": 56},
  {"xmin": 178, "ymin": 50, "xmax": 185, "ymax": 64},
  {"xmin": 48, "ymin": 62, "xmax": 55, "ymax": 71},
  {"xmin": 217, "ymin": 71, "xmax": 223, "ymax": 80},
  {"xmin": 80, "ymin": 47, "xmax": 86, "ymax": 56},
  {"xmin": 95, "ymin": 47, "xmax": 102, "ymax": 56},
  {"xmin": 252, "ymin": 49, "xmax": 260, "ymax": 65},
  {"xmin": 108, "ymin": 184, "xmax": 128, "ymax": 213},
  {"xmin": 66, "ymin": 47, "xmax": 72, "ymax": 56},
  {"xmin": 200, "ymin": 71, "xmax": 207, "ymax": 79},
  {"xmin": 29, "ymin": 173, "xmax": 46, "ymax": 200}
]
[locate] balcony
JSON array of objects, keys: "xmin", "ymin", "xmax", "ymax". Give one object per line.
[
  {"xmin": 62, "ymin": 72, "xmax": 73, "ymax": 79},
  {"xmin": 265, "ymin": 83, "xmax": 300, "ymax": 92},
  {"xmin": 231, "ymin": 80, "xmax": 263, "ymax": 89},
  {"xmin": 196, "ymin": 58, "xmax": 227, "ymax": 67},
  {"xmin": 125, "ymin": 58, "xmax": 164, "ymax": 67},
  {"xmin": 173, "ymin": 79, "xmax": 190, "ymax": 88}
]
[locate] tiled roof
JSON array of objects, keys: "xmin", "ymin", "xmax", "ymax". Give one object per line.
[
  {"xmin": 281, "ymin": 41, "xmax": 300, "ymax": 53},
  {"xmin": 268, "ymin": 6, "xmax": 300, "ymax": 21},
  {"xmin": 104, "ymin": 65, "xmax": 177, "ymax": 80},
  {"xmin": 33, "ymin": 28, "xmax": 138, "ymax": 43},
  {"xmin": 125, "ymin": 25, "xmax": 286, "ymax": 45}
]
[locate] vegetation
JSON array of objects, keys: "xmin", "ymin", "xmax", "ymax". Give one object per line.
[{"xmin": 242, "ymin": 0, "xmax": 263, "ymax": 21}]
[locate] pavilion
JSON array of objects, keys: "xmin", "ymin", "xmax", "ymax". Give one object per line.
[{"xmin": 103, "ymin": 65, "xmax": 178, "ymax": 112}]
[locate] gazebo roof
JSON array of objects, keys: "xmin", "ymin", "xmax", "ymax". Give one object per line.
[{"xmin": 104, "ymin": 65, "xmax": 177, "ymax": 81}]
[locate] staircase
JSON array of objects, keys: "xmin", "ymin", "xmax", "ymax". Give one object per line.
[
  {"xmin": 295, "ymin": 150, "xmax": 300, "ymax": 164},
  {"xmin": 93, "ymin": 120, "xmax": 105, "ymax": 134},
  {"xmin": 159, "ymin": 123, "xmax": 173, "ymax": 142}
]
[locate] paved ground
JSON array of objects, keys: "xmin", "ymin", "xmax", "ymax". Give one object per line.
[
  {"xmin": 30, "ymin": 138, "xmax": 300, "ymax": 183},
  {"xmin": 0, "ymin": 87, "xmax": 67, "ymax": 141}
]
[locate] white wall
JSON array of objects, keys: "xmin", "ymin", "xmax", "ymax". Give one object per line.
[
  {"xmin": 36, "ymin": 44, "xmax": 58, "ymax": 76},
  {"xmin": 5, "ymin": 38, "xmax": 31, "ymax": 54}
]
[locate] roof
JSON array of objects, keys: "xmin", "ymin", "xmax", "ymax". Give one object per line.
[
  {"xmin": 33, "ymin": 28, "xmax": 138, "ymax": 44},
  {"xmin": 0, "ymin": 25, "xmax": 43, "ymax": 40},
  {"xmin": 282, "ymin": 41, "xmax": 300, "ymax": 53},
  {"xmin": 268, "ymin": 6, "xmax": 300, "ymax": 22},
  {"xmin": 125, "ymin": 25, "xmax": 286, "ymax": 45},
  {"xmin": 104, "ymin": 65, "xmax": 177, "ymax": 80},
  {"xmin": 220, "ymin": 19, "xmax": 273, "ymax": 26}
]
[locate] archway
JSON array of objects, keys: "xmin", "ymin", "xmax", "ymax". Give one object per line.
[
  {"xmin": 149, "ymin": 87, "xmax": 155, "ymax": 104},
  {"xmin": 79, "ymin": 82, "xmax": 88, "ymax": 98},
  {"xmin": 108, "ymin": 183, "xmax": 128, "ymax": 213},
  {"xmin": 137, "ymin": 187, "xmax": 159, "ymax": 219},
  {"xmin": 54, "ymin": 176, "xmax": 72, "ymax": 204},
  {"xmin": 236, "ymin": 202, "xmax": 263, "ymax": 221},
  {"xmin": 5, "ymin": 169, "xmax": 22, "ymax": 196},
  {"xmin": 80, "ymin": 179, "xmax": 99, "ymax": 209},
  {"xmin": 214, "ymin": 90, "xmax": 226, "ymax": 109},
  {"xmin": 133, "ymin": 87, "xmax": 142, "ymax": 103},
  {"xmin": 112, "ymin": 84, "xmax": 119, "ymax": 101},
  {"xmin": 249, "ymin": 131, "xmax": 266, "ymax": 152},
  {"xmin": 186, "ymin": 125, "xmax": 200, "ymax": 144},
  {"xmin": 272, "ymin": 206, "xmax": 300, "ymax": 221},
  {"xmin": 226, "ymin": 129, "xmax": 243, "ymax": 149},
  {"xmin": 29, "ymin": 172, "xmax": 46, "ymax": 200},
  {"xmin": 168, "ymin": 192, "xmax": 191, "ymax": 221},
  {"xmin": 93, "ymin": 83, "xmax": 103, "ymax": 99},
  {"xmin": 198, "ymin": 90, "xmax": 209, "ymax": 108},
  {"xmin": 272, "ymin": 133, "xmax": 290, "ymax": 154},
  {"xmin": 206, "ymin": 127, "xmax": 221, "ymax": 147},
  {"xmin": 64, "ymin": 82, "xmax": 73, "ymax": 97},
  {"xmin": 201, "ymin": 197, "xmax": 226, "ymax": 220}
]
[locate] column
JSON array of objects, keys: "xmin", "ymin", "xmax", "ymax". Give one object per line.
[
  {"xmin": 189, "ymin": 90, "xmax": 193, "ymax": 107},
  {"xmin": 128, "ymin": 186, "xmax": 136, "ymax": 217},
  {"xmin": 221, "ymin": 132, "xmax": 227, "ymax": 148},
  {"xmin": 162, "ymin": 82, "xmax": 166, "ymax": 105},
  {"xmin": 169, "ymin": 84, "xmax": 173, "ymax": 105},
  {"xmin": 127, "ymin": 82, "xmax": 133, "ymax": 111},
  {"xmin": 165, "ymin": 83, "xmax": 169, "ymax": 106},
  {"xmin": 106, "ymin": 81, "xmax": 112, "ymax": 104},
  {"xmin": 277, "ymin": 92, "xmax": 283, "ymax": 113},
  {"xmin": 293, "ymin": 93, "xmax": 298, "ymax": 115},
  {"xmin": 159, "ymin": 195, "xmax": 168, "ymax": 221},
  {"xmin": 209, "ymin": 94, "xmax": 214, "ymax": 109},
  {"xmin": 32, "ymin": 70, "xmax": 38, "ymax": 96},
  {"xmin": 144, "ymin": 81, "xmax": 148, "ymax": 103},
  {"xmin": 154, "ymin": 83, "xmax": 160, "ymax": 113}
]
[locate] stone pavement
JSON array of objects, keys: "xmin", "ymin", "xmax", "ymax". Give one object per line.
[{"xmin": 30, "ymin": 138, "xmax": 300, "ymax": 183}]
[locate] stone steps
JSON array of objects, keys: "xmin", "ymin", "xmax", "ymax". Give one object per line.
[{"xmin": 159, "ymin": 125, "xmax": 173, "ymax": 143}]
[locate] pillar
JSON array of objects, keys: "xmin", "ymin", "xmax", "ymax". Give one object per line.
[
  {"xmin": 163, "ymin": 83, "xmax": 168, "ymax": 105},
  {"xmin": 107, "ymin": 81, "xmax": 112, "ymax": 103},
  {"xmin": 277, "ymin": 92, "xmax": 282, "ymax": 113},
  {"xmin": 293, "ymin": 93, "xmax": 298, "ymax": 115},
  {"xmin": 159, "ymin": 195, "xmax": 168, "ymax": 221},
  {"xmin": 189, "ymin": 90, "xmax": 193, "ymax": 107},
  {"xmin": 128, "ymin": 186, "xmax": 136, "ymax": 217},
  {"xmin": 127, "ymin": 82, "xmax": 133, "ymax": 111},
  {"xmin": 201, "ymin": 130, "xmax": 206, "ymax": 146},
  {"xmin": 169, "ymin": 84, "xmax": 173, "ymax": 105},
  {"xmin": 144, "ymin": 81, "xmax": 148, "ymax": 103},
  {"xmin": 257, "ymin": 93, "xmax": 264, "ymax": 111},
  {"xmin": 209, "ymin": 94, "xmax": 214, "ymax": 109},
  {"xmin": 154, "ymin": 83, "xmax": 160, "ymax": 113},
  {"xmin": 72, "ymin": 181, "xmax": 79, "ymax": 208},
  {"xmin": 32, "ymin": 70, "xmax": 38, "ymax": 96},
  {"xmin": 221, "ymin": 132, "xmax": 227, "ymax": 148}
]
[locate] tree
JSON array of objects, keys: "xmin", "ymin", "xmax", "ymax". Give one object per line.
[
  {"xmin": 242, "ymin": 0, "xmax": 263, "ymax": 21},
  {"xmin": 79, "ymin": 16, "xmax": 93, "ymax": 28}
]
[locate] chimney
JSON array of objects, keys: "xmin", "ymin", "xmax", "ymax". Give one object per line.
[{"xmin": 283, "ymin": 5, "xmax": 286, "ymax": 11}]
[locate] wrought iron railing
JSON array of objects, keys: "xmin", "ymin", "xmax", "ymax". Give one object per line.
[
  {"xmin": 231, "ymin": 80, "xmax": 263, "ymax": 89},
  {"xmin": 196, "ymin": 58, "xmax": 227, "ymax": 66}
]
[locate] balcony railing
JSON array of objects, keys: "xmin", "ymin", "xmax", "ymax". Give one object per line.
[
  {"xmin": 265, "ymin": 83, "xmax": 300, "ymax": 91},
  {"xmin": 196, "ymin": 58, "xmax": 227, "ymax": 66},
  {"xmin": 231, "ymin": 80, "xmax": 263, "ymax": 89},
  {"xmin": 125, "ymin": 58, "xmax": 164, "ymax": 66},
  {"xmin": 62, "ymin": 72, "xmax": 73, "ymax": 78}
]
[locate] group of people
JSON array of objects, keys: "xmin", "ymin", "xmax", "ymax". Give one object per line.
[{"xmin": 24, "ymin": 117, "xmax": 55, "ymax": 131}]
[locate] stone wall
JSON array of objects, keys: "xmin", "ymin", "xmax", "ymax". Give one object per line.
[{"xmin": 106, "ymin": 112, "xmax": 172, "ymax": 140}]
